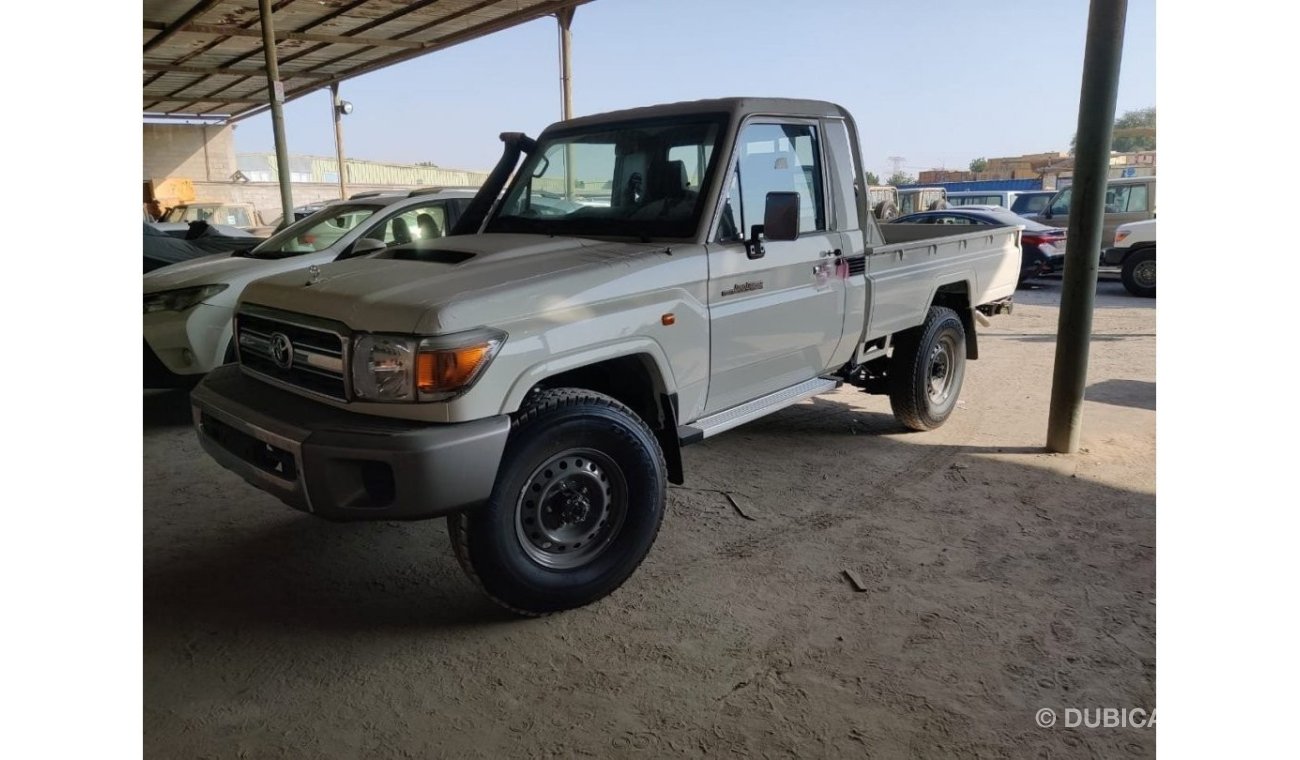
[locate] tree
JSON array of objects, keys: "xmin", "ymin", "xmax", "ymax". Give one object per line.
[
  {"xmin": 886, "ymin": 171, "xmax": 915, "ymax": 187},
  {"xmin": 969, "ymin": 157, "xmax": 988, "ymax": 173},
  {"xmin": 865, "ymin": 170, "xmax": 881, "ymax": 186},
  {"xmin": 1071, "ymin": 107, "xmax": 1155, "ymax": 154}
]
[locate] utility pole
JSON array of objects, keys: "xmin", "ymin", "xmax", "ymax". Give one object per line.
[{"xmin": 1046, "ymin": 0, "xmax": 1128, "ymax": 453}]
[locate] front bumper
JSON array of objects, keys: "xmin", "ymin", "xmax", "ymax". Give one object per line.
[
  {"xmin": 192, "ymin": 365, "xmax": 511, "ymax": 521},
  {"xmin": 1102, "ymin": 246, "xmax": 1130, "ymax": 266},
  {"xmin": 143, "ymin": 303, "xmax": 233, "ymax": 381}
]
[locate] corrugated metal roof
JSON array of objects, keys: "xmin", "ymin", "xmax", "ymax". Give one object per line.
[{"xmin": 144, "ymin": 0, "xmax": 591, "ymax": 121}]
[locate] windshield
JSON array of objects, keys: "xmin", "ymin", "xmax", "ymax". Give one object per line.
[
  {"xmin": 486, "ymin": 116, "xmax": 726, "ymax": 240},
  {"xmin": 250, "ymin": 204, "xmax": 378, "ymax": 259}
]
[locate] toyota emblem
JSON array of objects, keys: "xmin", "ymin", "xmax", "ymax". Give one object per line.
[{"xmin": 269, "ymin": 332, "xmax": 294, "ymax": 370}]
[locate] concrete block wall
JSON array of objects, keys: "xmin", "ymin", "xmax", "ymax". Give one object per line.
[{"xmin": 144, "ymin": 124, "xmax": 237, "ymax": 183}]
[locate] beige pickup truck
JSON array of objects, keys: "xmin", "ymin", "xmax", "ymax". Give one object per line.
[{"xmin": 190, "ymin": 97, "xmax": 1020, "ymax": 614}]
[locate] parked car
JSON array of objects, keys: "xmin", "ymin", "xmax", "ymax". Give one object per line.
[
  {"xmin": 1104, "ymin": 219, "xmax": 1156, "ymax": 297},
  {"xmin": 896, "ymin": 186, "xmax": 948, "ymax": 214},
  {"xmin": 891, "ymin": 206, "xmax": 1067, "ymax": 284},
  {"xmin": 1009, "ymin": 190, "xmax": 1055, "ymax": 217},
  {"xmin": 144, "ymin": 188, "xmax": 476, "ymax": 388},
  {"xmin": 155, "ymin": 202, "xmax": 267, "ymax": 233},
  {"xmin": 947, "ymin": 190, "xmax": 1024, "ymax": 209},
  {"xmin": 1030, "ymin": 176, "xmax": 1156, "ymax": 249},
  {"xmin": 190, "ymin": 96, "xmax": 1020, "ymax": 615},
  {"xmin": 143, "ymin": 222, "xmax": 264, "ymax": 273}
]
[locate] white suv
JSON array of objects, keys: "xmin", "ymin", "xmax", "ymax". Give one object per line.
[{"xmin": 144, "ymin": 188, "xmax": 476, "ymax": 387}]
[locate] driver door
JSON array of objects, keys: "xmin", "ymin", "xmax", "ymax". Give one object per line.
[{"xmin": 704, "ymin": 120, "xmax": 847, "ymax": 414}]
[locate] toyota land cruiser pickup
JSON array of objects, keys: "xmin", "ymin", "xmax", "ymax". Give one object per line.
[{"xmin": 190, "ymin": 97, "xmax": 1020, "ymax": 615}]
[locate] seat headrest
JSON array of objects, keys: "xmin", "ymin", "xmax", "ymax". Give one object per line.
[
  {"xmin": 416, "ymin": 212, "xmax": 441, "ymax": 238},
  {"xmin": 649, "ymin": 159, "xmax": 689, "ymax": 200},
  {"xmin": 392, "ymin": 217, "xmax": 412, "ymax": 244}
]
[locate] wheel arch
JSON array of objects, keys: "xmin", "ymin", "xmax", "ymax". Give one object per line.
[
  {"xmin": 504, "ymin": 345, "xmax": 684, "ymax": 484},
  {"xmin": 929, "ymin": 280, "xmax": 978, "ymax": 360}
]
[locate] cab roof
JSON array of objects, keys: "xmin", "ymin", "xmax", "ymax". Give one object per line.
[{"xmin": 552, "ymin": 97, "xmax": 853, "ymax": 133}]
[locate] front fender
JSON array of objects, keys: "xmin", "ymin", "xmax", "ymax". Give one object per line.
[{"xmin": 499, "ymin": 337, "xmax": 679, "ymax": 415}]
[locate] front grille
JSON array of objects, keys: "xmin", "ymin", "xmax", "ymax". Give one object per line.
[{"xmin": 236, "ymin": 306, "xmax": 349, "ymax": 401}]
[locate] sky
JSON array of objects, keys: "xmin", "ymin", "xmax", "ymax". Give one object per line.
[{"xmin": 232, "ymin": 0, "xmax": 1156, "ymax": 180}]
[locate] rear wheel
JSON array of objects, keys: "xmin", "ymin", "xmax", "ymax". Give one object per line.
[
  {"xmin": 889, "ymin": 306, "xmax": 967, "ymax": 431},
  {"xmin": 448, "ymin": 388, "xmax": 667, "ymax": 616},
  {"xmin": 1121, "ymin": 247, "xmax": 1156, "ymax": 297}
]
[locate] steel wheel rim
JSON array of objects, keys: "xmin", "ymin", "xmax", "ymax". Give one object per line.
[
  {"xmin": 1133, "ymin": 259, "xmax": 1156, "ymax": 288},
  {"xmin": 927, "ymin": 335, "xmax": 958, "ymax": 405},
  {"xmin": 514, "ymin": 448, "xmax": 628, "ymax": 569}
]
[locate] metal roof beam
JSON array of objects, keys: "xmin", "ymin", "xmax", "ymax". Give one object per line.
[
  {"xmin": 143, "ymin": 62, "xmax": 330, "ymax": 78},
  {"xmin": 229, "ymin": 0, "xmax": 592, "ymax": 123},
  {"xmin": 142, "ymin": 20, "xmax": 428, "ymax": 49}
]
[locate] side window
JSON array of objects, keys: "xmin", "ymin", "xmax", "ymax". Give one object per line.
[
  {"xmin": 730, "ymin": 122, "xmax": 825, "ymax": 236},
  {"xmin": 1105, "ymin": 185, "xmax": 1130, "ymax": 214},
  {"xmin": 1126, "ymin": 184, "xmax": 1150, "ymax": 212},
  {"xmin": 376, "ymin": 203, "xmax": 449, "ymax": 245},
  {"xmin": 668, "ymin": 144, "xmax": 712, "ymax": 189},
  {"xmin": 1049, "ymin": 187, "xmax": 1071, "ymax": 215}
]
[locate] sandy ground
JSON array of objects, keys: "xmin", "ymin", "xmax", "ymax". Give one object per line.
[{"xmin": 144, "ymin": 276, "xmax": 1155, "ymax": 759}]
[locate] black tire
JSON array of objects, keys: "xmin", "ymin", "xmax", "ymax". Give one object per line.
[
  {"xmin": 874, "ymin": 201, "xmax": 898, "ymax": 221},
  {"xmin": 888, "ymin": 306, "xmax": 967, "ymax": 431},
  {"xmin": 1120, "ymin": 247, "xmax": 1156, "ymax": 297},
  {"xmin": 448, "ymin": 388, "xmax": 667, "ymax": 616}
]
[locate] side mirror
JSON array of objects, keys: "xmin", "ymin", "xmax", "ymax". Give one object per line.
[
  {"xmin": 746, "ymin": 224, "xmax": 765, "ymax": 260},
  {"xmin": 340, "ymin": 237, "xmax": 387, "ymax": 260},
  {"xmin": 763, "ymin": 191, "xmax": 800, "ymax": 242}
]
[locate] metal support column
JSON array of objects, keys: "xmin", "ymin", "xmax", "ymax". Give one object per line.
[
  {"xmin": 259, "ymin": 0, "xmax": 294, "ymax": 228},
  {"xmin": 557, "ymin": 7, "xmax": 576, "ymax": 200},
  {"xmin": 330, "ymin": 83, "xmax": 347, "ymax": 200},
  {"xmin": 1046, "ymin": 0, "xmax": 1128, "ymax": 453},
  {"xmin": 557, "ymin": 7, "xmax": 575, "ymax": 120}
]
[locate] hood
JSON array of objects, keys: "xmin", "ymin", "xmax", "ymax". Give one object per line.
[
  {"xmin": 238, "ymin": 233, "xmax": 669, "ymax": 334},
  {"xmin": 144, "ymin": 249, "xmax": 336, "ymax": 300}
]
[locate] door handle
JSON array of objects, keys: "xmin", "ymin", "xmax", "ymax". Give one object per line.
[{"xmin": 819, "ymin": 248, "xmax": 842, "ymax": 258}]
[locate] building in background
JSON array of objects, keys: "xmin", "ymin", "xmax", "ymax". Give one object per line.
[
  {"xmin": 918, "ymin": 149, "xmax": 1156, "ymax": 192},
  {"xmin": 143, "ymin": 123, "xmax": 488, "ymax": 219}
]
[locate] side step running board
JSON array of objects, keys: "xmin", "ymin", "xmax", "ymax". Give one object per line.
[{"xmin": 679, "ymin": 377, "xmax": 841, "ymax": 442}]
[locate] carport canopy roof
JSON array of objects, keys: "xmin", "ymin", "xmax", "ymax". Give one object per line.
[{"xmin": 144, "ymin": 0, "xmax": 590, "ymax": 121}]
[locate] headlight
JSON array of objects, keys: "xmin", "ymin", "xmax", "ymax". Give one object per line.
[
  {"xmin": 1114, "ymin": 229, "xmax": 1131, "ymax": 246},
  {"xmin": 143, "ymin": 284, "xmax": 229, "ymax": 314},
  {"xmin": 351, "ymin": 328, "xmax": 505, "ymax": 402}
]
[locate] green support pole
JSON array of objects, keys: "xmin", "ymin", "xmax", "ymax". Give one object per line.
[
  {"xmin": 259, "ymin": 0, "xmax": 294, "ymax": 230},
  {"xmin": 1046, "ymin": 0, "xmax": 1128, "ymax": 453}
]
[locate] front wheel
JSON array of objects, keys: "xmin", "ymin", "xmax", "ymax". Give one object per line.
[
  {"xmin": 1121, "ymin": 248, "xmax": 1156, "ymax": 297},
  {"xmin": 888, "ymin": 306, "xmax": 967, "ymax": 431},
  {"xmin": 448, "ymin": 388, "xmax": 667, "ymax": 616}
]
